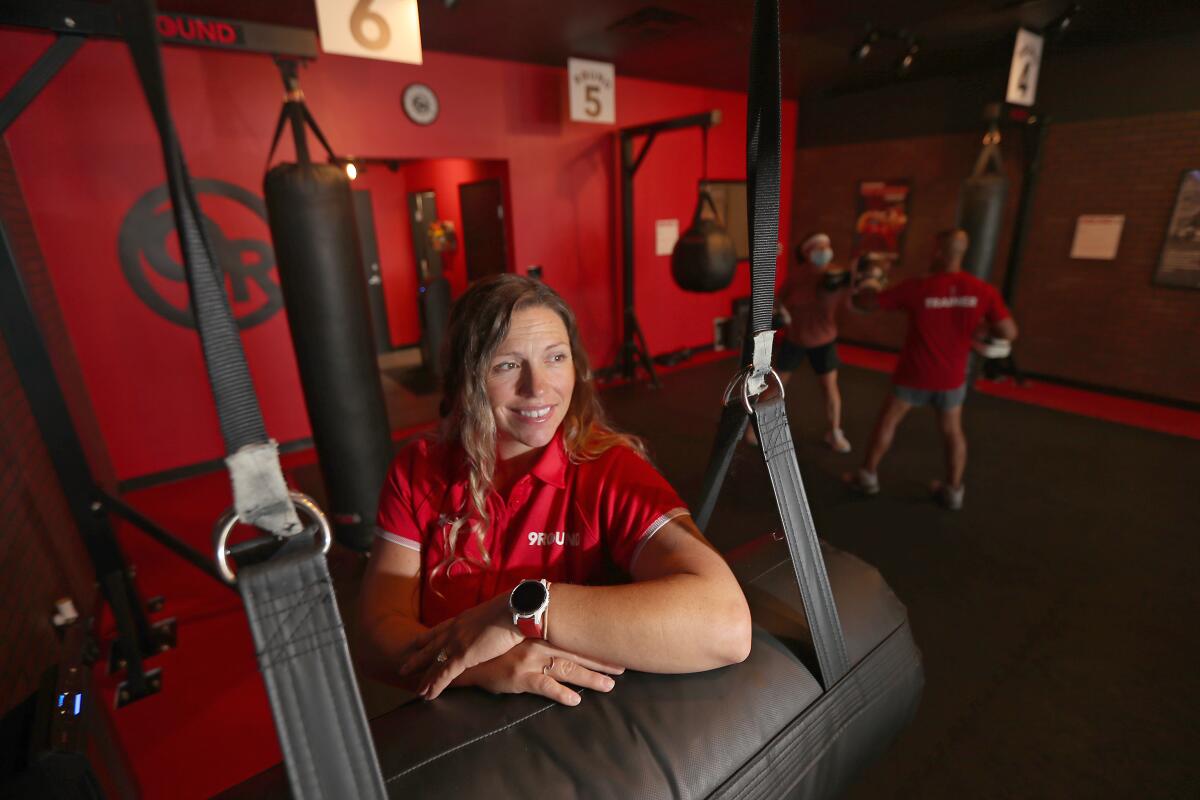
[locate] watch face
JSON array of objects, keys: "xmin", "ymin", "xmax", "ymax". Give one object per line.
[
  {"xmin": 402, "ymin": 83, "xmax": 439, "ymax": 126},
  {"xmin": 511, "ymin": 580, "xmax": 547, "ymax": 615}
]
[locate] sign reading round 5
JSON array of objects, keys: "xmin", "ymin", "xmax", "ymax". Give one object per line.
[{"xmin": 568, "ymin": 58, "xmax": 616, "ymax": 125}]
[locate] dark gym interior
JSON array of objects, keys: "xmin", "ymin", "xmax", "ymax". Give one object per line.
[{"xmin": 2, "ymin": 1, "xmax": 1198, "ymax": 798}]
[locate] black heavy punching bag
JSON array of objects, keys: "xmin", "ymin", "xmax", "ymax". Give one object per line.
[
  {"xmin": 672, "ymin": 190, "xmax": 737, "ymax": 292},
  {"xmin": 264, "ymin": 163, "xmax": 392, "ymax": 552},
  {"xmin": 957, "ymin": 126, "xmax": 1008, "ymax": 280}
]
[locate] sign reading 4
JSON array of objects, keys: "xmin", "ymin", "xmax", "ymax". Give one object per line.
[{"xmin": 1005, "ymin": 28, "xmax": 1044, "ymax": 107}]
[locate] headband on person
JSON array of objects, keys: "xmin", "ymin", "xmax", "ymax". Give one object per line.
[{"xmin": 800, "ymin": 233, "xmax": 831, "ymax": 254}]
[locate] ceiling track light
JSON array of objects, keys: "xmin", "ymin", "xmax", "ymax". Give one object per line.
[
  {"xmin": 853, "ymin": 29, "xmax": 880, "ymax": 62},
  {"xmin": 852, "ymin": 26, "xmax": 920, "ymax": 76},
  {"xmin": 330, "ymin": 157, "xmax": 361, "ymax": 180},
  {"xmin": 1051, "ymin": 2, "xmax": 1081, "ymax": 36},
  {"xmin": 896, "ymin": 38, "xmax": 919, "ymax": 76}
]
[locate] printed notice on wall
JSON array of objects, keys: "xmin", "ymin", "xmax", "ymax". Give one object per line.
[
  {"xmin": 1070, "ymin": 215, "xmax": 1125, "ymax": 260},
  {"xmin": 569, "ymin": 58, "xmax": 616, "ymax": 124},
  {"xmin": 315, "ymin": 0, "xmax": 423, "ymax": 64},
  {"xmin": 1006, "ymin": 28, "xmax": 1043, "ymax": 107},
  {"xmin": 656, "ymin": 219, "xmax": 679, "ymax": 256}
]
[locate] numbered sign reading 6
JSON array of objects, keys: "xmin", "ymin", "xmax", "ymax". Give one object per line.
[
  {"xmin": 568, "ymin": 58, "xmax": 616, "ymax": 125},
  {"xmin": 315, "ymin": 0, "xmax": 423, "ymax": 64}
]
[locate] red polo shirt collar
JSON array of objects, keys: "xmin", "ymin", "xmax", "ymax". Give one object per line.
[
  {"xmin": 528, "ymin": 428, "xmax": 568, "ymax": 489},
  {"xmin": 444, "ymin": 427, "xmax": 569, "ymax": 492}
]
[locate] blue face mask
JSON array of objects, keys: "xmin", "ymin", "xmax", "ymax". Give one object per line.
[{"xmin": 809, "ymin": 248, "xmax": 834, "ymax": 267}]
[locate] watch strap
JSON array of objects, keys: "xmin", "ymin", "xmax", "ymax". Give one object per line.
[{"xmin": 517, "ymin": 615, "xmax": 544, "ymax": 639}]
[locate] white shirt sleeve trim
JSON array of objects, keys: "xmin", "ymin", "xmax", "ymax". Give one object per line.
[
  {"xmin": 629, "ymin": 507, "xmax": 691, "ymax": 571},
  {"xmin": 376, "ymin": 528, "xmax": 421, "ymax": 552}
]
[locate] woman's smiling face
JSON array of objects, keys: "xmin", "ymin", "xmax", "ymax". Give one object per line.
[{"xmin": 485, "ymin": 305, "xmax": 575, "ymax": 461}]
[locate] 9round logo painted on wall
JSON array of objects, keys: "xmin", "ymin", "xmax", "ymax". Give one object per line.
[{"xmin": 117, "ymin": 179, "xmax": 283, "ymax": 330}]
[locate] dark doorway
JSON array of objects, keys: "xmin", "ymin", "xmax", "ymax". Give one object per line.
[
  {"xmin": 352, "ymin": 190, "xmax": 392, "ymax": 353},
  {"xmin": 459, "ymin": 179, "xmax": 509, "ymax": 282}
]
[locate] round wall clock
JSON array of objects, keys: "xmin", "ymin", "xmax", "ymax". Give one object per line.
[{"xmin": 402, "ymin": 83, "xmax": 439, "ymax": 126}]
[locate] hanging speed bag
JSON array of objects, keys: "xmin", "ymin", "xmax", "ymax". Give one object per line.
[
  {"xmin": 263, "ymin": 163, "xmax": 393, "ymax": 552},
  {"xmin": 672, "ymin": 191, "xmax": 738, "ymax": 292}
]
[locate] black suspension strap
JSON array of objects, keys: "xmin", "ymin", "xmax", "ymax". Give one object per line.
[
  {"xmin": 695, "ymin": 0, "xmax": 850, "ymax": 688},
  {"xmin": 266, "ymin": 57, "xmax": 338, "ymax": 169},
  {"xmin": 114, "ymin": 2, "xmax": 386, "ymax": 797}
]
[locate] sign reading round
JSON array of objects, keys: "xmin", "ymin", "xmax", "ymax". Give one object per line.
[
  {"xmin": 568, "ymin": 58, "xmax": 615, "ymax": 124},
  {"xmin": 402, "ymin": 83, "xmax": 439, "ymax": 125}
]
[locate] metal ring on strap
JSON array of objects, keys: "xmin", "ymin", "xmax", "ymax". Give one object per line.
[
  {"xmin": 722, "ymin": 367, "xmax": 786, "ymax": 415},
  {"xmin": 213, "ymin": 491, "xmax": 331, "ymax": 584}
]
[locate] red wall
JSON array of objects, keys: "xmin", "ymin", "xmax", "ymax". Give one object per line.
[{"xmin": 0, "ymin": 32, "xmax": 796, "ymax": 480}]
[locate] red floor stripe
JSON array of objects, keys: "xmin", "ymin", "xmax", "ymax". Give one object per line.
[{"xmin": 838, "ymin": 344, "xmax": 1200, "ymax": 440}]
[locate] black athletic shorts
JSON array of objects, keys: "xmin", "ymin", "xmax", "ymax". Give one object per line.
[{"xmin": 777, "ymin": 339, "xmax": 839, "ymax": 375}]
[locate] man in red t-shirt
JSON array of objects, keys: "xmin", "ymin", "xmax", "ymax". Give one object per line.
[{"xmin": 846, "ymin": 229, "xmax": 1018, "ymax": 509}]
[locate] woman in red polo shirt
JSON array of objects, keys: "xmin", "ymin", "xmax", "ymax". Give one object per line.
[{"xmin": 360, "ymin": 275, "xmax": 752, "ymax": 707}]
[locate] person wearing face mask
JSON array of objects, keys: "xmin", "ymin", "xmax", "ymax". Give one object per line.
[{"xmin": 754, "ymin": 232, "xmax": 853, "ymax": 452}]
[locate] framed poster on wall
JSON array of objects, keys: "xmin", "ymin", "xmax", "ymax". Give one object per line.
[
  {"xmin": 855, "ymin": 180, "xmax": 910, "ymax": 264},
  {"xmin": 1155, "ymin": 169, "xmax": 1200, "ymax": 289}
]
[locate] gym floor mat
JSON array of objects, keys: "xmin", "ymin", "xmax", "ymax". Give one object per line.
[{"xmin": 97, "ymin": 358, "xmax": 1200, "ymax": 798}]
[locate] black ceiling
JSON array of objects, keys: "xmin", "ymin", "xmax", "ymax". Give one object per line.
[{"xmin": 141, "ymin": 0, "xmax": 1200, "ymax": 97}]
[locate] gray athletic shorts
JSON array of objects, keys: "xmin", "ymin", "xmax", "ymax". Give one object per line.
[{"xmin": 893, "ymin": 382, "xmax": 967, "ymax": 411}]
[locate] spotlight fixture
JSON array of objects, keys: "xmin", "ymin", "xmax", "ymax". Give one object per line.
[
  {"xmin": 345, "ymin": 162, "xmax": 358, "ymax": 180},
  {"xmin": 897, "ymin": 41, "xmax": 919, "ymax": 76},
  {"xmin": 852, "ymin": 29, "xmax": 880, "ymax": 62},
  {"xmin": 1052, "ymin": 2, "xmax": 1081, "ymax": 35}
]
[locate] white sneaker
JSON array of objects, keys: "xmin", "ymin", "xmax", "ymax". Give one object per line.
[
  {"xmin": 825, "ymin": 429, "xmax": 851, "ymax": 453},
  {"xmin": 931, "ymin": 481, "xmax": 964, "ymax": 511},
  {"xmin": 844, "ymin": 468, "xmax": 879, "ymax": 496}
]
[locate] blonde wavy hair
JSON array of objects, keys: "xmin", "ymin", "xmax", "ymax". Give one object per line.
[{"xmin": 430, "ymin": 274, "xmax": 644, "ymax": 587}]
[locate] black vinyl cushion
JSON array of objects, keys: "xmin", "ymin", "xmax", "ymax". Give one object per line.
[{"xmin": 220, "ymin": 542, "xmax": 923, "ymax": 799}]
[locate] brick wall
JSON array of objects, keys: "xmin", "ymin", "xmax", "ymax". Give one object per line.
[
  {"xmin": 0, "ymin": 140, "xmax": 98, "ymax": 716},
  {"xmin": 1014, "ymin": 111, "xmax": 1200, "ymax": 403},
  {"xmin": 790, "ymin": 112, "xmax": 1200, "ymax": 404},
  {"xmin": 790, "ymin": 130, "xmax": 1023, "ymax": 351}
]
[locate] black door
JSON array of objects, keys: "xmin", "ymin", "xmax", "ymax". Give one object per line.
[
  {"xmin": 459, "ymin": 179, "xmax": 509, "ymax": 282},
  {"xmin": 352, "ymin": 190, "xmax": 392, "ymax": 353}
]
